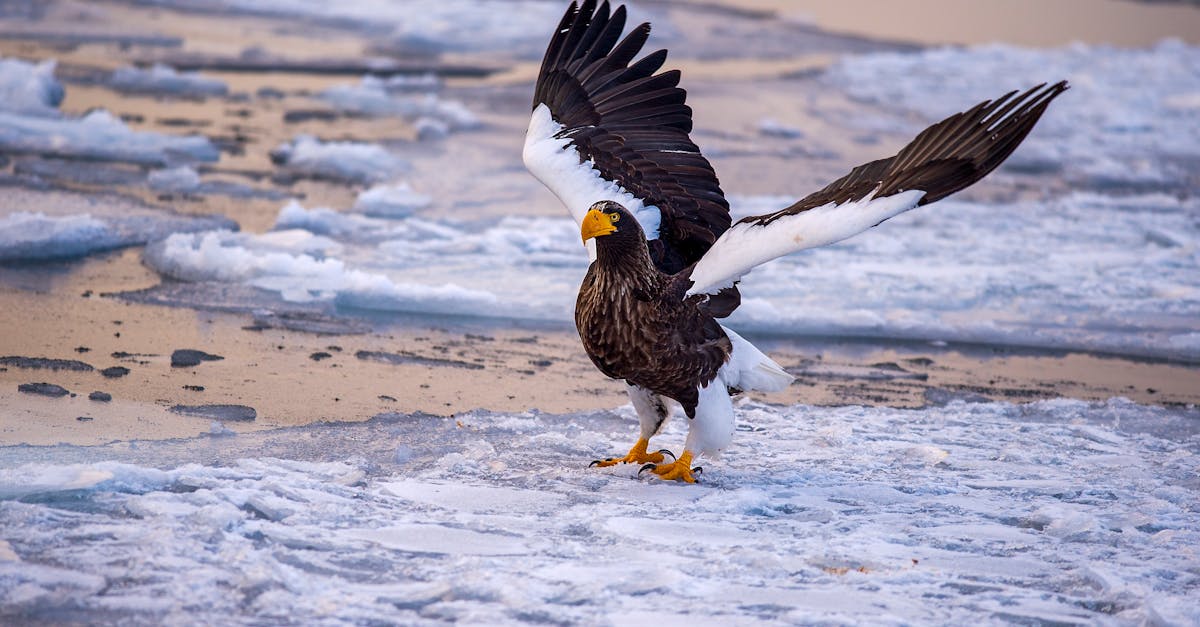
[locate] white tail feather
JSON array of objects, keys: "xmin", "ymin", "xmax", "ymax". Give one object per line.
[{"xmin": 719, "ymin": 326, "xmax": 793, "ymax": 392}]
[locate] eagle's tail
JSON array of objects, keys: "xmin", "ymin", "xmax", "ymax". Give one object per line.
[{"xmin": 720, "ymin": 326, "xmax": 793, "ymax": 393}]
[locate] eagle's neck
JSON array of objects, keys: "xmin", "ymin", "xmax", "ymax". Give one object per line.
[{"xmin": 594, "ymin": 238, "xmax": 659, "ymax": 292}]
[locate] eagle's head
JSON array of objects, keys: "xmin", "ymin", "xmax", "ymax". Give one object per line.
[{"xmin": 581, "ymin": 200, "xmax": 644, "ymax": 245}]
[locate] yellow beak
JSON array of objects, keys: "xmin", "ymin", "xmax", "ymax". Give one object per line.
[{"xmin": 580, "ymin": 208, "xmax": 617, "ymax": 243}]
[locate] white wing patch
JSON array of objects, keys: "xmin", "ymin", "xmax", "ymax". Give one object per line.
[
  {"xmin": 686, "ymin": 189, "xmax": 926, "ymax": 296},
  {"xmin": 523, "ymin": 103, "xmax": 662, "ymax": 246}
]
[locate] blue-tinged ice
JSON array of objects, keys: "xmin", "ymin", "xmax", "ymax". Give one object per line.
[
  {"xmin": 0, "ymin": 110, "xmax": 219, "ymax": 165},
  {"xmin": 320, "ymin": 76, "xmax": 479, "ymax": 137},
  {"xmin": 1, "ymin": 398, "xmax": 1196, "ymax": 624},
  {"xmin": 109, "ymin": 63, "xmax": 228, "ymax": 98},
  {"xmin": 0, "ymin": 57, "xmax": 63, "ymax": 116},
  {"xmin": 272, "ymin": 134, "xmax": 407, "ymax": 183}
]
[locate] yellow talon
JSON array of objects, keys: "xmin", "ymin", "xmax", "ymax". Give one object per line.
[
  {"xmin": 645, "ymin": 451, "xmax": 698, "ymax": 483},
  {"xmin": 590, "ymin": 438, "xmax": 668, "ymax": 468}
]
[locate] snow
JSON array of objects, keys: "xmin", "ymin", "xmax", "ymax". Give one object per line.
[
  {"xmin": 0, "ymin": 109, "xmax": 219, "ymax": 165},
  {"xmin": 139, "ymin": 0, "xmax": 563, "ymax": 55},
  {"xmin": 825, "ymin": 40, "xmax": 1200, "ymax": 190},
  {"xmin": 352, "ymin": 182, "xmax": 431, "ymax": 218},
  {"xmin": 320, "ymin": 76, "xmax": 479, "ymax": 137},
  {"xmin": 271, "ymin": 134, "xmax": 406, "ymax": 183},
  {"xmin": 0, "ymin": 57, "xmax": 218, "ymax": 164},
  {"xmin": 0, "ymin": 57, "xmax": 63, "ymax": 116},
  {"xmin": 1, "ymin": 398, "xmax": 1197, "ymax": 623},
  {"xmin": 146, "ymin": 165, "xmax": 201, "ymax": 191},
  {"xmin": 143, "ymin": 228, "xmax": 499, "ymax": 313},
  {"xmin": 109, "ymin": 63, "xmax": 228, "ymax": 97}
]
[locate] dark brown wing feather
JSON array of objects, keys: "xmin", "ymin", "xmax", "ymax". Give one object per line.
[
  {"xmin": 534, "ymin": 0, "xmax": 731, "ymax": 275},
  {"xmin": 740, "ymin": 81, "xmax": 1069, "ymax": 228}
]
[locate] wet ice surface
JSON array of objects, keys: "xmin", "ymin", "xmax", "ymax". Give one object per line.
[{"xmin": 1, "ymin": 398, "xmax": 1197, "ymax": 624}]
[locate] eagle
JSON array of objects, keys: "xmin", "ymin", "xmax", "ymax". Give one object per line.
[{"xmin": 523, "ymin": 0, "xmax": 1066, "ymax": 482}]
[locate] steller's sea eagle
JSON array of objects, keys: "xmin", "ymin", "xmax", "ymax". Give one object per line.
[{"xmin": 523, "ymin": 0, "xmax": 1067, "ymax": 483}]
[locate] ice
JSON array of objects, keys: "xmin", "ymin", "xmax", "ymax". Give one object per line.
[
  {"xmin": 0, "ymin": 57, "xmax": 63, "ymax": 116},
  {"xmin": 0, "ymin": 213, "xmax": 114, "ymax": 261},
  {"xmin": 109, "ymin": 63, "xmax": 228, "ymax": 97},
  {"xmin": 273, "ymin": 200, "xmax": 398, "ymax": 238},
  {"xmin": 139, "ymin": 0, "xmax": 563, "ymax": 56},
  {"xmin": 146, "ymin": 165, "xmax": 201, "ymax": 191},
  {"xmin": 825, "ymin": 40, "xmax": 1200, "ymax": 189},
  {"xmin": 723, "ymin": 191, "xmax": 1200, "ymax": 361},
  {"xmin": 271, "ymin": 134, "xmax": 406, "ymax": 183},
  {"xmin": 320, "ymin": 76, "xmax": 479, "ymax": 136},
  {"xmin": 143, "ymin": 228, "xmax": 499, "ymax": 313},
  {"xmin": 0, "ymin": 207, "xmax": 234, "ymax": 262},
  {"xmin": 135, "ymin": 185, "xmax": 1199, "ymax": 360},
  {"xmin": 0, "ymin": 109, "xmax": 219, "ymax": 165},
  {"xmin": 1, "ymin": 397, "xmax": 1197, "ymax": 623},
  {"xmin": 352, "ymin": 182, "xmax": 432, "ymax": 218},
  {"xmin": 757, "ymin": 117, "xmax": 804, "ymax": 139}
]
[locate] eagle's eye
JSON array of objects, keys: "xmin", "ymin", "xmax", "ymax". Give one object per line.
[{"xmin": 608, "ymin": 212, "xmax": 621, "ymax": 222}]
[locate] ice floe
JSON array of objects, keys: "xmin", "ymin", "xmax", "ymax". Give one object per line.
[
  {"xmin": 0, "ymin": 57, "xmax": 63, "ymax": 116},
  {"xmin": 144, "ymin": 228, "xmax": 497, "ymax": 313},
  {"xmin": 146, "ymin": 165, "xmax": 201, "ymax": 191},
  {"xmin": 0, "ymin": 56, "xmax": 219, "ymax": 165},
  {"xmin": 0, "ymin": 190, "xmax": 236, "ymax": 262},
  {"xmin": 825, "ymin": 40, "xmax": 1200, "ymax": 189},
  {"xmin": 270, "ymin": 134, "xmax": 406, "ymax": 183},
  {"xmin": 0, "ymin": 109, "xmax": 219, "ymax": 165},
  {"xmin": 352, "ymin": 182, "xmax": 432, "ymax": 218},
  {"xmin": 109, "ymin": 63, "xmax": 228, "ymax": 98},
  {"xmin": 139, "ymin": 0, "xmax": 564, "ymax": 56},
  {"xmin": 0, "ymin": 397, "xmax": 1196, "ymax": 623},
  {"xmin": 320, "ymin": 76, "xmax": 479, "ymax": 137}
]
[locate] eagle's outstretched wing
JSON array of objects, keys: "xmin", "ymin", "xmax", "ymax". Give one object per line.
[
  {"xmin": 687, "ymin": 81, "xmax": 1069, "ymax": 295},
  {"xmin": 523, "ymin": 0, "xmax": 730, "ymax": 275}
]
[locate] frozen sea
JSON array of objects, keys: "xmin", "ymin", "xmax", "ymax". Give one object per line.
[
  {"xmin": 1, "ymin": 0, "xmax": 1199, "ymax": 624},
  {"xmin": 3, "ymin": 398, "xmax": 1199, "ymax": 625}
]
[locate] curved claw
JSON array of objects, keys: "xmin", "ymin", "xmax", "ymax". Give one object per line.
[
  {"xmin": 656, "ymin": 448, "xmax": 676, "ymax": 462},
  {"xmin": 638, "ymin": 462, "xmax": 657, "ymax": 476},
  {"xmin": 591, "ymin": 438, "xmax": 667, "ymax": 468},
  {"xmin": 645, "ymin": 451, "xmax": 698, "ymax": 483}
]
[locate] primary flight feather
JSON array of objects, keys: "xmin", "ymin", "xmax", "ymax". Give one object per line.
[{"xmin": 524, "ymin": 0, "xmax": 1066, "ymax": 483}]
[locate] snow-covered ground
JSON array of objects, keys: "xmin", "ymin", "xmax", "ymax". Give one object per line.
[{"xmin": 2, "ymin": 398, "xmax": 1197, "ymax": 624}]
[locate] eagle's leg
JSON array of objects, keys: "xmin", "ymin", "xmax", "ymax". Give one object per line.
[
  {"xmin": 590, "ymin": 385, "xmax": 674, "ymax": 468},
  {"xmin": 641, "ymin": 378, "xmax": 733, "ymax": 483}
]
